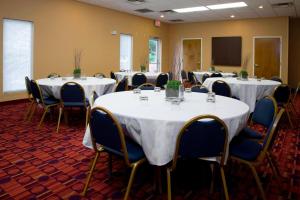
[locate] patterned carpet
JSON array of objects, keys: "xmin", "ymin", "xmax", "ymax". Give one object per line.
[{"xmin": 0, "ymin": 96, "xmax": 299, "ymax": 200}]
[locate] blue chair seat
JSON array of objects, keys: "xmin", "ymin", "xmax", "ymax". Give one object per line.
[
  {"xmin": 230, "ymin": 138, "xmax": 262, "ymax": 161},
  {"xmin": 63, "ymin": 98, "xmax": 90, "ymax": 107},
  {"xmin": 43, "ymin": 96, "xmax": 59, "ymax": 105},
  {"xmin": 240, "ymin": 127, "xmax": 263, "ymax": 139},
  {"xmin": 104, "ymin": 137, "xmax": 145, "ymax": 163}
]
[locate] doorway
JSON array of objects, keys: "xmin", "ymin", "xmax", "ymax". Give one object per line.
[
  {"xmin": 149, "ymin": 38, "xmax": 161, "ymax": 72},
  {"xmin": 182, "ymin": 38, "xmax": 202, "ymax": 71},
  {"xmin": 253, "ymin": 37, "xmax": 281, "ymax": 79}
]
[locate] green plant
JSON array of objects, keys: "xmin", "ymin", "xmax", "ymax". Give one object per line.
[
  {"xmin": 166, "ymin": 80, "xmax": 181, "ymax": 90},
  {"xmin": 140, "ymin": 64, "xmax": 146, "ymax": 72},
  {"xmin": 239, "ymin": 69, "xmax": 248, "ymax": 78},
  {"xmin": 209, "ymin": 66, "xmax": 216, "ymax": 72},
  {"xmin": 73, "ymin": 68, "xmax": 81, "ymax": 74}
]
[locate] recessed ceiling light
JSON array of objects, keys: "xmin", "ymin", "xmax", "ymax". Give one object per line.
[
  {"xmin": 230, "ymin": 15, "xmax": 235, "ymax": 18},
  {"xmin": 258, "ymin": 5, "xmax": 263, "ymax": 9},
  {"xmin": 207, "ymin": 2, "xmax": 247, "ymax": 10},
  {"xmin": 160, "ymin": 14, "xmax": 164, "ymax": 18},
  {"xmin": 173, "ymin": 6, "xmax": 208, "ymax": 13}
]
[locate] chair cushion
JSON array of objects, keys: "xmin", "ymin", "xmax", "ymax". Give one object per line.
[
  {"xmin": 63, "ymin": 98, "xmax": 90, "ymax": 107},
  {"xmin": 43, "ymin": 96, "xmax": 59, "ymax": 105},
  {"xmin": 126, "ymin": 138, "xmax": 145, "ymax": 163},
  {"xmin": 230, "ymin": 137, "xmax": 262, "ymax": 161},
  {"xmin": 240, "ymin": 127, "xmax": 263, "ymax": 139}
]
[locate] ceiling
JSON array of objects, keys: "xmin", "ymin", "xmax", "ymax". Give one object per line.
[{"xmin": 77, "ymin": 0, "xmax": 300, "ymax": 23}]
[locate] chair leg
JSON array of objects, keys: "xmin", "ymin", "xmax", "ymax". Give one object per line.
[
  {"xmin": 82, "ymin": 151, "xmax": 100, "ymax": 196},
  {"xmin": 124, "ymin": 163, "xmax": 140, "ymax": 200},
  {"xmin": 38, "ymin": 106, "xmax": 49, "ymax": 127},
  {"xmin": 220, "ymin": 166, "xmax": 229, "ymax": 200},
  {"xmin": 24, "ymin": 101, "xmax": 34, "ymax": 121},
  {"xmin": 108, "ymin": 153, "xmax": 113, "ymax": 178},
  {"xmin": 285, "ymin": 109, "xmax": 294, "ymax": 129},
  {"xmin": 209, "ymin": 163, "xmax": 216, "ymax": 194},
  {"xmin": 248, "ymin": 164, "xmax": 266, "ymax": 200},
  {"xmin": 266, "ymin": 153, "xmax": 281, "ymax": 180},
  {"xmin": 28, "ymin": 104, "xmax": 37, "ymax": 121},
  {"xmin": 167, "ymin": 168, "xmax": 172, "ymax": 200},
  {"xmin": 56, "ymin": 107, "xmax": 63, "ymax": 133},
  {"xmin": 155, "ymin": 166, "xmax": 162, "ymax": 194},
  {"xmin": 85, "ymin": 107, "xmax": 90, "ymax": 128}
]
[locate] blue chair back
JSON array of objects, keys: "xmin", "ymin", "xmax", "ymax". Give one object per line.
[
  {"xmin": 252, "ymin": 96, "xmax": 277, "ymax": 128},
  {"xmin": 270, "ymin": 76, "xmax": 282, "ymax": 83},
  {"xmin": 132, "ymin": 73, "xmax": 147, "ymax": 87},
  {"xmin": 211, "ymin": 73, "xmax": 223, "ymax": 78},
  {"xmin": 30, "ymin": 80, "xmax": 43, "ymax": 103},
  {"xmin": 138, "ymin": 83, "xmax": 155, "ymax": 90},
  {"xmin": 212, "ymin": 80, "xmax": 231, "ymax": 97},
  {"xmin": 202, "ymin": 73, "xmax": 210, "ymax": 83},
  {"xmin": 191, "ymin": 85, "xmax": 209, "ymax": 93},
  {"xmin": 173, "ymin": 115, "xmax": 228, "ymax": 166},
  {"xmin": 115, "ymin": 78, "xmax": 128, "ymax": 92},
  {"xmin": 188, "ymin": 72, "xmax": 196, "ymax": 84},
  {"xmin": 181, "ymin": 70, "xmax": 187, "ymax": 80},
  {"xmin": 89, "ymin": 107, "xmax": 130, "ymax": 163},
  {"xmin": 156, "ymin": 73, "xmax": 169, "ymax": 88},
  {"xmin": 60, "ymin": 82, "xmax": 86, "ymax": 105},
  {"xmin": 110, "ymin": 71, "xmax": 116, "ymax": 80},
  {"xmin": 25, "ymin": 76, "xmax": 32, "ymax": 95},
  {"xmin": 273, "ymin": 84, "xmax": 290, "ymax": 104}
]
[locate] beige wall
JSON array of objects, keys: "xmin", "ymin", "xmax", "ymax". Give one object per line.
[
  {"xmin": 168, "ymin": 17, "xmax": 289, "ymax": 82},
  {"xmin": 0, "ymin": 0, "xmax": 169, "ymax": 102},
  {"xmin": 289, "ymin": 18, "xmax": 300, "ymax": 88},
  {"xmin": 183, "ymin": 39, "xmax": 201, "ymax": 71}
]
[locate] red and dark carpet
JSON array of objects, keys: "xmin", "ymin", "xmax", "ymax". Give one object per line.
[{"xmin": 0, "ymin": 96, "xmax": 299, "ymax": 200}]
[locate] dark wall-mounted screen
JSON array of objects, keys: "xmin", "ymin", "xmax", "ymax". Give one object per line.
[{"xmin": 212, "ymin": 36, "xmax": 242, "ymax": 66}]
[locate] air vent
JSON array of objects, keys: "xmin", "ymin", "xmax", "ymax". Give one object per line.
[
  {"xmin": 160, "ymin": 10, "xmax": 175, "ymax": 13},
  {"xmin": 271, "ymin": 2, "xmax": 293, "ymax": 8},
  {"xmin": 169, "ymin": 19, "xmax": 184, "ymax": 22},
  {"xmin": 134, "ymin": 8, "xmax": 154, "ymax": 13},
  {"xmin": 127, "ymin": 0, "xmax": 145, "ymax": 5}
]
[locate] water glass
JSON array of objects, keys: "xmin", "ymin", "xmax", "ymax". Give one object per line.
[
  {"xmin": 139, "ymin": 95, "xmax": 148, "ymax": 101},
  {"xmin": 207, "ymin": 92, "xmax": 216, "ymax": 103},
  {"xmin": 133, "ymin": 88, "xmax": 141, "ymax": 94},
  {"xmin": 154, "ymin": 87, "xmax": 161, "ymax": 92},
  {"xmin": 185, "ymin": 88, "xmax": 192, "ymax": 93}
]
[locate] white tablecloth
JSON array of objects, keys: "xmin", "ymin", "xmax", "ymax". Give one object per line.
[
  {"xmin": 202, "ymin": 77, "xmax": 281, "ymax": 112},
  {"xmin": 83, "ymin": 91, "xmax": 249, "ymax": 166},
  {"xmin": 114, "ymin": 71, "xmax": 161, "ymax": 86},
  {"xmin": 37, "ymin": 77, "xmax": 116, "ymax": 101},
  {"xmin": 193, "ymin": 71, "xmax": 235, "ymax": 82}
]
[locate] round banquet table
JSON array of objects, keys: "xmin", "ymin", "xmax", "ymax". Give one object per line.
[
  {"xmin": 114, "ymin": 71, "xmax": 161, "ymax": 86},
  {"xmin": 83, "ymin": 90, "xmax": 250, "ymax": 166},
  {"xmin": 37, "ymin": 77, "xmax": 116, "ymax": 101},
  {"xmin": 193, "ymin": 71, "xmax": 235, "ymax": 82},
  {"xmin": 202, "ymin": 77, "xmax": 281, "ymax": 112}
]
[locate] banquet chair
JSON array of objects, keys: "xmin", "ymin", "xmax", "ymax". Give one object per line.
[
  {"xmin": 168, "ymin": 71, "xmax": 173, "ymax": 80},
  {"xmin": 293, "ymin": 81, "xmax": 300, "ymax": 102},
  {"xmin": 167, "ymin": 115, "xmax": 229, "ymax": 200},
  {"xmin": 91, "ymin": 91, "xmax": 99, "ymax": 106},
  {"xmin": 187, "ymin": 71, "xmax": 199, "ymax": 85},
  {"xmin": 229, "ymin": 108, "xmax": 285, "ymax": 200},
  {"xmin": 110, "ymin": 71, "xmax": 117, "ymax": 80},
  {"xmin": 156, "ymin": 73, "xmax": 169, "ymax": 88},
  {"xmin": 273, "ymin": 84, "xmax": 293, "ymax": 128},
  {"xmin": 132, "ymin": 73, "xmax": 147, "ymax": 88},
  {"xmin": 115, "ymin": 78, "xmax": 128, "ymax": 92},
  {"xmin": 29, "ymin": 80, "xmax": 59, "ymax": 126},
  {"xmin": 202, "ymin": 73, "xmax": 210, "ymax": 83},
  {"xmin": 56, "ymin": 82, "xmax": 90, "ymax": 132},
  {"xmin": 82, "ymin": 107, "xmax": 146, "ymax": 200},
  {"xmin": 212, "ymin": 80, "xmax": 232, "ymax": 97},
  {"xmin": 270, "ymin": 76, "xmax": 283, "ymax": 83},
  {"xmin": 138, "ymin": 83, "xmax": 155, "ymax": 90},
  {"xmin": 94, "ymin": 72, "xmax": 106, "ymax": 78},
  {"xmin": 47, "ymin": 73, "xmax": 60, "ymax": 78},
  {"xmin": 24, "ymin": 76, "xmax": 34, "ymax": 120},
  {"xmin": 240, "ymin": 96, "xmax": 277, "ymax": 140},
  {"xmin": 181, "ymin": 70, "xmax": 187, "ymax": 80},
  {"xmin": 210, "ymin": 72, "xmax": 223, "ymax": 78},
  {"xmin": 191, "ymin": 84, "xmax": 209, "ymax": 93}
]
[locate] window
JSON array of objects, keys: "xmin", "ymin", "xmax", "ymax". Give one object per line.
[
  {"xmin": 120, "ymin": 34, "xmax": 133, "ymax": 71},
  {"xmin": 3, "ymin": 19, "xmax": 33, "ymax": 92},
  {"xmin": 148, "ymin": 38, "xmax": 161, "ymax": 72}
]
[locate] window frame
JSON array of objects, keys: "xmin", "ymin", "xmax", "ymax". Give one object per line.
[
  {"xmin": 148, "ymin": 37, "xmax": 161, "ymax": 73},
  {"xmin": 119, "ymin": 33, "xmax": 133, "ymax": 72}
]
